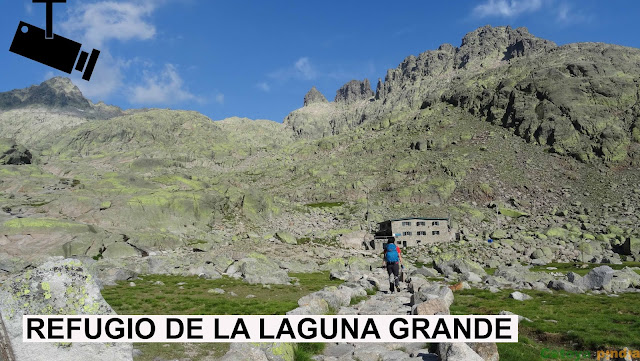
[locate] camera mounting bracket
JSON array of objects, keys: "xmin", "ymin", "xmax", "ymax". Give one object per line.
[{"xmin": 32, "ymin": 0, "xmax": 66, "ymax": 39}]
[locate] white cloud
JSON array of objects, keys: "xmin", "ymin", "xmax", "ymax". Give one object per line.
[
  {"xmin": 130, "ymin": 64, "xmax": 199, "ymax": 105},
  {"xmin": 61, "ymin": 1, "xmax": 156, "ymax": 48},
  {"xmin": 269, "ymin": 57, "xmax": 318, "ymax": 82},
  {"xmin": 473, "ymin": 0, "xmax": 543, "ymax": 18},
  {"xmin": 48, "ymin": 1, "xmax": 212, "ymax": 107},
  {"xmin": 256, "ymin": 82, "xmax": 271, "ymax": 92},
  {"xmin": 556, "ymin": 2, "xmax": 591, "ymax": 24},
  {"xmin": 215, "ymin": 93, "xmax": 225, "ymax": 105},
  {"xmin": 74, "ymin": 51, "xmax": 129, "ymax": 99},
  {"xmin": 294, "ymin": 57, "xmax": 317, "ymax": 80},
  {"xmin": 40, "ymin": 50, "xmax": 129, "ymax": 101}
]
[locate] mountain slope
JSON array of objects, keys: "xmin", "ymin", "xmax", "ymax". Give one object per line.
[
  {"xmin": 284, "ymin": 26, "xmax": 640, "ymax": 165},
  {"xmin": 0, "ymin": 25, "xmax": 639, "ymax": 266}
]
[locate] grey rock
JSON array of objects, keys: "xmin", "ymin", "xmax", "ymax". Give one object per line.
[
  {"xmin": 289, "ymin": 297, "xmax": 329, "ymax": 315},
  {"xmin": 531, "ymin": 249, "xmax": 545, "ymax": 259},
  {"xmin": 334, "ymin": 79, "xmax": 374, "ymax": 104},
  {"xmin": 435, "ymin": 259, "xmax": 487, "ymax": 277},
  {"xmin": 324, "ymin": 343, "xmax": 355, "ymax": 358},
  {"xmin": 239, "ymin": 256, "xmax": 291, "ymax": 285},
  {"xmin": 0, "ymin": 138, "xmax": 32, "ymax": 165},
  {"xmin": 462, "ymin": 272, "xmax": 483, "ymax": 283},
  {"xmin": 581, "ymin": 266, "xmax": 615, "ymax": 290},
  {"xmin": 413, "ymin": 299, "xmax": 450, "ymax": 315},
  {"xmin": 567, "ymin": 271, "xmax": 583, "ymax": 285},
  {"xmin": 0, "ymin": 259, "xmax": 133, "ymax": 361},
  {"xmin": 408, "ymin": 276, "xmax": 430, "ymax": 293},
  {"xmin": 275, "ymin": 231, "xmax": 297, "ymax": 245},
  {"xmin": 499, "ymin": 310, "xmax": 532, "ymax": 323},
  {"xmin": 410, "ymin": 267, "xmax": 440, "ymax": 278},
  {"xmin": 548, "ymin": 280, "xmax": 583, "ymax": 293},
  {"xmin": 352, "ymin": 344, "xmax": 391, "ymax": 361},
  {"xmin": 380, "ymin": 350, "xmax": 410, "ymax": 360},
  {"xmin": 219, "ymin": 343, "xmax": 270, "ymax": 361},
  {"xmin": 280, "ymin": 259, "xmax": 320, "ymax": 273},
  {"xmin": 303, "ymin": 86, "xmax": 329, "ymax": 106},
  {"xmin": 468, "ymin": 342, "xmax": 499, "ymax": 361},
  {"xmin": 93, "ymin": 265, "xmax": 138, "ymax": 286},
  {"xmin": 437, "ymin": 343, "xmax": 484, "ymax": 361},
  {"xmin": 510, "ymin": 291, "xmax": 532, "ymax": 301},
  {"xmin": 411, "ymin": 284, "xmax": 454, "ymax": 308}
]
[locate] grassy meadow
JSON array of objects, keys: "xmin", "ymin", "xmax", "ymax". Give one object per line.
[{"xmin": 102, "ymin": 272, "xmax": 343, "ymax": 361}]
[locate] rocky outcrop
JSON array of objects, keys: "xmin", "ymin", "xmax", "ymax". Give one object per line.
[
  {"xmin": 0, "ymin": 138, "xmax": 31, "ymax": 165},
  {"xmin": 438, "ymin": 343, "xmax": 485, "ymax": 361},
  {"xmin": 0, "ymin": 77, "xmax": 122, "ymax": 120},
  {"xmin": 284, "ymin": 26, "xmax": 557, "ymax": 138},
  {"xmin": 0, "ymin": 77, "xmax": 91, "ymax": 111},
  {"xmin": 237, "ymin": 254, "xmax": 291, "ymax": 284},
  {"xmin": 442, "ymin": 41, "xmax": 640, "ymax": 164},
  {"xmin": 0, "ymin": 258, "xmax": 133, "ymax": 361},
  {"xmin": 283, "ymin": 24, "xmax": 640, "ymax": 165},
  {"xmin": 303, "ymin": 86, "xmax": 328, "ymax": 106},
  {"xmin": 334, "ymin": 79, "xmax": 374, "ymax": 104},
  {"xmin": 456, "ymin": 25, "xmax": 556, "ymax": 65}
]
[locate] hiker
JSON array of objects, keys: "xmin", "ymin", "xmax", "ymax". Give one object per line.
[{"xmin": 383, "ymin": 237, "xmax": 403, "ymax": 293}]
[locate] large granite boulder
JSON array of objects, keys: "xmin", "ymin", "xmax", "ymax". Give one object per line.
[
  {"xmin": 0, "ymin": 258, "xmax": 133, "ymax": 361},
  {"xmin": 438, "ymin": 343, "xmax": 484, "ymax": 361},
  {"xmin": 581, "ymin": 266, "xmax": 615, "ymax": 290},
  {"xmin": 411, "ymin": 284, "xmax": 454, "ymax": 308},
  {"xmin": 238, "ymin": 254, "xmax": 291, "ymax": 285}
]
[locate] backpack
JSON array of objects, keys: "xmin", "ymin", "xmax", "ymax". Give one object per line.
[{"xmin": 385, "ymin": 243, "xmax": 399, "ymax": 263}]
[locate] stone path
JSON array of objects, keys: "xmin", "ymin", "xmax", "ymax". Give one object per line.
[{"xmin": 312, "ymin": 285, "xmax": 438, "ymax": 361}]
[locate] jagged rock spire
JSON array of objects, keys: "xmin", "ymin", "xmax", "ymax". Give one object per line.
[
  {"xmin": 303, "ymin": 86, "xmax": 328, "ymax": 106},
  {"xmin": 334, "ymin": 79, "xmax": 374, "ymax": 104}
]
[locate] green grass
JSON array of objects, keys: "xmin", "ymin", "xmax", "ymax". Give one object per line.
[
  {"xmin": 529, "ymin": 262, "xmax": 640, "ymax": 276},
  {"xmin": 350, "ymin": 295, "xmax": 369, "ymax": 305},
  {"xmin": 450, "ymin": 288, "xmax": 640, "ymax": 361},
  {"xmin": 130, "ymin": 343, "xmax": 226, "ymax": 361},
  {"xmin": 294, "ymin": 343, "xmax": 326, "ymax": 361},
  {"xmin": 102, "ymin": 272, "xmax": 342, "ymax": 361},
  {"xmin": 305, "ymin": 201, "xmax": 345, "ymax": 208}
]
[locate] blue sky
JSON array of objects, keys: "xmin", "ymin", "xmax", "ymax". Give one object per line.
[{"xmin": 1, "ymin": 0, "xmax": 640, "ymax": 122}]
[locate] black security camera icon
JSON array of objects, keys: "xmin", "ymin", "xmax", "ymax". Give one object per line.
[{"xmin": 9, "ymin": 0, "xmax": 100, "ymax": 81}]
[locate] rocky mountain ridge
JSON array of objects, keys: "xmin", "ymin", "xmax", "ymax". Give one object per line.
[
  {"xmin": 0, "ymin": 25, "xmax": 639, "ymax": 270},
  {"xmin": 0, "ymin": 77, "xmax": 123, "ymax": 119},
  {"xmin": 285, "ymin": 25, "xmax": 640, "ymax": 166},
  {"xmin": 284, "ymin": 26, "xmax": 557, "ymax": 138}
]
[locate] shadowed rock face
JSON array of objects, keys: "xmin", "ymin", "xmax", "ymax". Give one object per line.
[
  {"xmin": 334, "ymin": 79, "xmax": 374, "ymax": 104},
  {"xmin": 0, "ymin": 138, "xmax": 31, "ymax": 165},
  {"xmin": 303, "ymin": 86, "xmax": 328, "ymax": 106}
]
